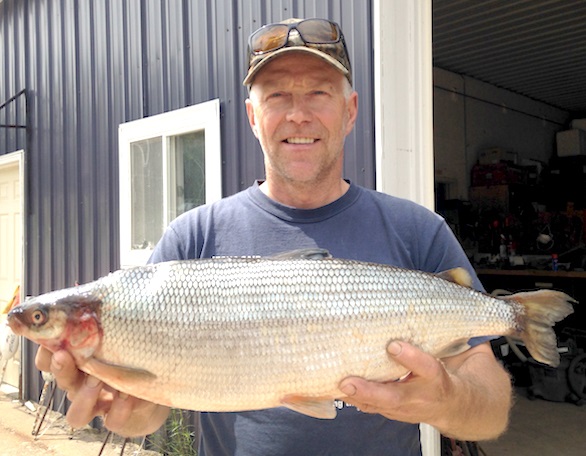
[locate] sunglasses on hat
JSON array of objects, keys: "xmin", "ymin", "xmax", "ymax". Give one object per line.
[
  {"xmin": 243, "ymin": 18, "xmax": 352, "ymax": 87},
  {"xmin": 249, "ymin": 18, "xmax": 344, "ymax": 54}
]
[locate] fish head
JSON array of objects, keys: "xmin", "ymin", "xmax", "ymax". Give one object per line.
[{"xmin": 7, "ymin": 289, "xmax": 103, "ymax": 362}]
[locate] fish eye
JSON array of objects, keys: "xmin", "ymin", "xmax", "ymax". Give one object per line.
[{"xmin": 30, "ymin": 308, "xmax": 48, "ymax": 326}]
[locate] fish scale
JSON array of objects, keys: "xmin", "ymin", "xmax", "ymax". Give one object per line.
[{"xmin": 7, "ymin": 249, "xmax": 575, "ymax": 418}]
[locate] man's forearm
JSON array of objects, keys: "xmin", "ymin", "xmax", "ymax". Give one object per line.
[{"xmin": 434, "ymin": 343, "xmax": 512, "ymax": 441}]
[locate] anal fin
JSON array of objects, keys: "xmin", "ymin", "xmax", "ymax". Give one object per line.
[{"xmin": 280, "ymin": 395, "xmax": 337, "ymax": 419}]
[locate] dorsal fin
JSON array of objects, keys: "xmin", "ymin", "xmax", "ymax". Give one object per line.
[
  {"xmin": 271, "ymin": 248, "xmax": 332, "ymax": 260},
  {"xmin": 436, "ymin": 267, "xmax": 473, "ymax": 288}
]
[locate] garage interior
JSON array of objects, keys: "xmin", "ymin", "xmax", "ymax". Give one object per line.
[{"xmin": 433, "ymin": 1, "xmax": 586, "ymax": 454}]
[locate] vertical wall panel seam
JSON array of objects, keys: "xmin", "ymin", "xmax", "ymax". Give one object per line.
[
  {"xmin": 140, "ymin": 1, "xmax": 148, "ymax": 118},
  {"xmin": 89, "ymin": 1, "xmax": 98, "ymax": 277},
  {"xmin": 182, "ymin": 0, "xmax": 192, "ymax": 107},
  {"xmin": 109, "ymin": 0, "xmax": 120, "ymax": 269},
  {"xmin": 160, "ymin": 0, "xmax": 169, "ymax": 113},
  {"xmin": 60, "ymin": 0, "xmax": 69, "ymax": 284},
  {"xmin": 122, "ymin": 0, "xmax": 130, "ymax": 122},
  {"xmin": 73, "ymin": 0, "xmax": 85, "ymax": 281}
]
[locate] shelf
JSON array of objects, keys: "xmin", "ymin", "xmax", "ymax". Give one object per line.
[{"xmin": 475, "ymin": 269, "xmax": 586, "ymax": 279}]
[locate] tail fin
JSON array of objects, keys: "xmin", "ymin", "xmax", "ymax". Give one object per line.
[{"xmin": 503, "ymin": 290, "xmax": 576, "ymax": 367}]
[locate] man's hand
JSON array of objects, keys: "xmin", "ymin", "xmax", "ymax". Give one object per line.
[
  {"xmin": 338, "ymin": 341, "xmax": 511, "ymax": 441},
  {"xmin": 35, "ymin": 347, "xmax": 170, "ymax": 437}
]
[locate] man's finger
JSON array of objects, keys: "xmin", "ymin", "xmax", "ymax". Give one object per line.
[
  {"xmin": 104, "ymin": 392, "xmax": 134, "ymax": 434},
  {"xmin": 386, "ymin": 341, "xmax": 441, "ymax": 379},
  {"xmin": 65, "ymin": 374, "xmax": 105, "ymax": 429},
  {"xmin": 105, "ymin": 395, "xmax": 171, "ymax": 438},
  {"xmin": 338, "ymin": 376, "xmax": 398, "ymax": 415},
  {"xmin": 35, "ymin": 346, "xmax": 53, "ymax": 372},
  {"xmin": 50, "ymin": 350, "xmax": 85, "ymax": 393}
]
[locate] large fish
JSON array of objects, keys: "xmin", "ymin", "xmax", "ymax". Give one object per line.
[{"xmin": 7, "ymin": 249, "xmax": 575, "ymax": 419}]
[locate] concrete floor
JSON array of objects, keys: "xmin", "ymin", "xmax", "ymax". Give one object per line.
[{"xmin": 480, "ymin": 388, "xmax": 586, "ymax": 456}]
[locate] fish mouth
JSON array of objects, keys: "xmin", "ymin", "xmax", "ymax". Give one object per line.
[{"xmin": 6, "ymin": 308, "xmax": 25, "ymax": 334}]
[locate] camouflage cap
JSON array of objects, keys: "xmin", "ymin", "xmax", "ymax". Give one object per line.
[{"xmin": 243, "ymin": 18, "xmax": 353, "ymax": 87}]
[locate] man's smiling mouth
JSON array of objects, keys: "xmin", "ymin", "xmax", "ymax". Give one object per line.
[{"xmin": 285, "ymin": 138, "xmax": 316, "ymax": 144}]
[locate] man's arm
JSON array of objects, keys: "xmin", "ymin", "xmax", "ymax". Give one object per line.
[
  {"xmin": 339, "ymin": 341, "xmax": 512, "ymax": 441},
  {"xmin": 36, "ymin": 347, "xmax": 170, "ymax": 437}
]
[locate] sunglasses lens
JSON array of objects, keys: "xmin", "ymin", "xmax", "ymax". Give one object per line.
[
  {"xmin": 297, "ymin": 19, "xmax": 339, "ymax": 43},
  {"xmin": 250, "ymin": 24, "xmax": 290, "ymax": 53}
]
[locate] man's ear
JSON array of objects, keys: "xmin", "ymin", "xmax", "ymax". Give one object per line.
[
  {"xmin": 344, "ymin": 91, "xmax": 359, "ymax": 136},
  {"xmin": 245, "ymin": 98, "xmax": 260, "ymax": 139}
]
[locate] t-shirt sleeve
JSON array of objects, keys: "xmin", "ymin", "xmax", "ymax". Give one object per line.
[
  {"xmin": 148, "ymin": 225, "xmax": 186, "ymax": 263},
  {"xmin": 148, "ymin": 205, "xmax": 207, "ymax": 263},
  {"xmin": 425, "ymin": 217, "xmax": 485, "ymax": 292}
]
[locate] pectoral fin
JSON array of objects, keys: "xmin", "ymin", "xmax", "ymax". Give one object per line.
[
  {"xmin": 83, "ymin": 357, "xmax": 157, "ymax": 391},
  {"xmin": 280, "ymin": 395, "xmax": 337, "ymax": 419},
  {"xmin": 435, "ymin": 338, "xmax": 472, "ymax": 359}
]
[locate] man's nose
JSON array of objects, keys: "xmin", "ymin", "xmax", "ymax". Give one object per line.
[{"xmin": 285, "ymin": 96, "xmax": 312, "ymax": 124}]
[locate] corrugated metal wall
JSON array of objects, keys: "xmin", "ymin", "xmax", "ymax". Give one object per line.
[{"xmin": 0, "ymin": 0, "xmax": 374, "ymax": 401}]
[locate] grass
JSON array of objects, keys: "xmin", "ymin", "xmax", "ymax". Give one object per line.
[{"xmin": 149, "ymin": 408, "xmax": 197, "ymax": 456}]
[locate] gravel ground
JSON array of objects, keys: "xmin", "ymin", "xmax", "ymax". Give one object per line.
[{"xmin": 0, "ymin": 383, "xmax": 160, "ymax": 456}]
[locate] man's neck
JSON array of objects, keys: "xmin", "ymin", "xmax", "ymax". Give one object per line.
[{"xmin": 259, "ymin": 178, "xmax": 350, "ymax": 209}]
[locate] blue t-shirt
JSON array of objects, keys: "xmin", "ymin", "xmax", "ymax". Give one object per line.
[{"xmin": 149, "ymin": 181, "xmax": 484, "ymax": 456}]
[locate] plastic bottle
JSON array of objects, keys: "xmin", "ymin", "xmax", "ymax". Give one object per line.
[{"xmin": 552, "ymin": 253, "xmax": 559, "ymax": 271}]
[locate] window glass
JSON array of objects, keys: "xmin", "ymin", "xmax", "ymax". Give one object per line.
[
  {"xmin": 168, "ymin": 130, "xmax": 205, "ymax": 220},
  {"xmin": 130, "ymin": 137, "xmax": 163, "ymax": 250}
]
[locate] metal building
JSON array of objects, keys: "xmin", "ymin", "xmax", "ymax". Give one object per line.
[{"xmin": 0, "ymin": 0, "xmax": 375, "ymax": 400}]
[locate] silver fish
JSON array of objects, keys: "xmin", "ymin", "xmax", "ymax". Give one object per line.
[{"xmin": 7, "ymin": 249, "xmax": 575, "ymax": 419}]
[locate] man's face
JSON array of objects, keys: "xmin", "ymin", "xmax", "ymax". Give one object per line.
[{"xmin": 245, "ymin": 53, "xmax": 358, "ymax": 187}]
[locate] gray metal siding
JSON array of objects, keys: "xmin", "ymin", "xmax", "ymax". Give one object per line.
[{"xmin": 0, "ymin": 0, "xmax": 374, "ymax": 401}]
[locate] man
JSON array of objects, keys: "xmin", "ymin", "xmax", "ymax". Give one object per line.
[{"xmin": 36, "ymin": 18, "xmax": 511, "ymax": 455}]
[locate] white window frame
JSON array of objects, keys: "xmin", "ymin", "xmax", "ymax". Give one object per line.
[{"xmin": 119, "ymin": 99, "xmax": 222, "ymax": 267}]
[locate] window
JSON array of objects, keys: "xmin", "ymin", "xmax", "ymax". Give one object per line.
[{"xmin": 119, "ymin": 99, "xmax": 221, "ymax": 267}]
